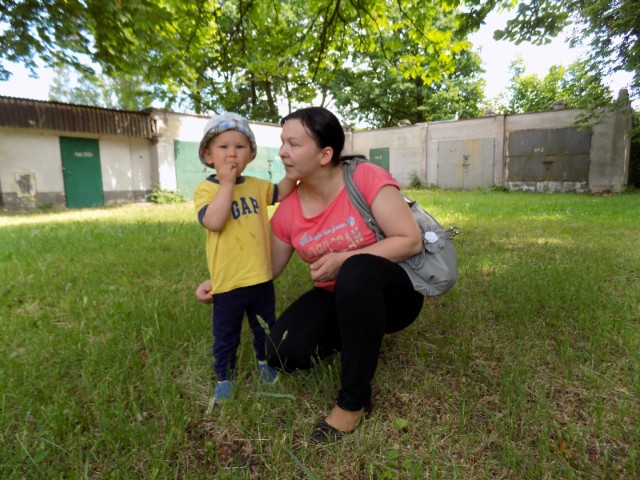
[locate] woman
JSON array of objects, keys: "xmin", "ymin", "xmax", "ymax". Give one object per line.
[{"xmin": 197, "ymin": 106, "xmax": 424, "ymax": 443}]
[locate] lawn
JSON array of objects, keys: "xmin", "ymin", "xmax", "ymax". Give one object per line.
[{"xmin": 1, "ymin": 190, "xmax": 638, "ymax": 479}]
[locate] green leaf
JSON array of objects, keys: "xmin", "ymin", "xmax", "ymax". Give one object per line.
[{"xmin": 394, "ymin": 418, "xmax": 409, "ymax": 431}]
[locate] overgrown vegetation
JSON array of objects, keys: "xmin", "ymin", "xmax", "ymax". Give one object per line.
[
  {"xmin": 407, "ymin": 171, "xmax": 442, "ymax": 191},
  {"xmin": 147, "ymin": 184, "xmax": 186, "ymax": 204},
  {"xmin": 487, "ymin": 57, "xmax": 615, "ymax": 115},
  {"xmin": 1, "ymin": 191, "xmax": 638, "ymax": 478},
  {"xmin": 408, "ymin": 170, "xmax": 424, "ymax": 189},
  {"xmin": 495, "ymin": 0, "xmax": 640, "ymax": 109}
]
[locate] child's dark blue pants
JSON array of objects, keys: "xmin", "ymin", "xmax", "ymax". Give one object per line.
[{"xmin": 211, "ymin": 280, "xmax": 276, "ymax": 381}]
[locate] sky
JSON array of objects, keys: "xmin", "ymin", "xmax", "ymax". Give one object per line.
[
  {"xmin": 0, "ymin": 10, "xmax": 634, "ymax": 107},
  {"xmin": 468, "ymin": 11, "xmax": 633, "ymax": 101}
]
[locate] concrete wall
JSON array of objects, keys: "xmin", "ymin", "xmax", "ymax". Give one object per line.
[
  {"xmin": 505, "ymin": 109, "xmax": 583, "ymax": 192},
  {"xmin": 427, "ymin": 116, "xmax": 505, "ymax": 187},
  {"xmin": 148, "ymin": 110, "xmax": 282, "ymax": 191},
  {"xmin": 346, "ymin": 116, "xmax": 505, "ymax": 188},
  {"xmin": 346, "ymin": 123, "xmax": 426, "ymax": 186},
  {"xmin": 589, "ymin": 108, "xmax": 633, "ymax": 192},
  {"xmin": 1, "ymin": 99, "xmax": 632, "ymax": 211},
  {"xmin": 504, "ymin": 107, "xmax": 631, "ymax": 193},
  {"xmin": 348, "ymin": 104, "xmax": 631, "ymax": 193},
  {"xmin": 0, "ymin": 127, "xmax": 154, "ymax": 209},
  {"xmin": 0, "ymin": 129, "xmax": 66, "ymax": 208}
]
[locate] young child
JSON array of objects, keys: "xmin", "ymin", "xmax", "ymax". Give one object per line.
[{"xmin": 193, "ymin": 112, "xmax": 294, "ymax": 402}]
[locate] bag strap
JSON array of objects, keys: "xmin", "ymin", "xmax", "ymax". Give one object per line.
[{"xmin": 342, "ymin": 156, "xmax": 384, "ymax": 241}]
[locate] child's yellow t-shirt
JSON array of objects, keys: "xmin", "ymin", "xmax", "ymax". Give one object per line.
[{"xmin": 194, "ymin": 175, "xmax": 277, "ymax": 294}]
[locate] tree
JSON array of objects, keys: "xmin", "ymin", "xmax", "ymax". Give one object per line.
[
  {"xmin": 494, "ymin": 56, "xmax": 613, "ymax": 115},
  {"xmin": 48, "ymin": 64, "xmax": 155, "ymax": 110},
  {"xmin": 506, "ymin": 59, "xmax": 563, "ymax": 114},
  {"xmin": 0, "ymin": 0, "xmax": 92, "ymax": 80},
  {"xmin": 560, "ymin": 60, "xmax": 615, "ymax": 110},
  {"xmin": 1, "ymin": 0, "xmax": 503, "ymax": 121},
  {"xmin": 154, "ymin": 0, "xmax": 487, "ymax": 121},
  {"xmin": 330, "ymin": 47, "xmax": 485, "ymax": 128},
  {"xmin": 493, "ymin": 0, "xmax": 640, "ymax": 106},
  {"xmin": 325, "ymin": 4, "xmax": 487, "ymax": 128}
]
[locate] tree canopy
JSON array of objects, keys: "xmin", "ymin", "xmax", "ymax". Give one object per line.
[
  {"xmin": 2, "ymin": 0, "xmax": 636, "ymax": 123},
  {"xmin": 48, "ymin": 64, "xmax": 154, "ymax": 111},
  {"xmin": 491, "ymin": 56, "xmax": 613, "ymax": 115},
  {"xmin": 330, "ymin": 46, "xmax": 485, "ymax": 128},
  {"xmin": 494, "ymin": 0, "xmax": 639, "ymax": 106},
  {"xmin": 1, "ymin": 0, "xmax": 500, "ymax": 122}
]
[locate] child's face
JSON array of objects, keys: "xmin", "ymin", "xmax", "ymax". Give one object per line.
[{"xmin": 202, "ymin": 130, "xmax": 254, "ymax": 175}]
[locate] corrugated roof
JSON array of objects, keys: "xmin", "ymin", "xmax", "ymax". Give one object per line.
[{"xmin": 0, "ymin": 96, "xmax": 152, "ymax": 138}]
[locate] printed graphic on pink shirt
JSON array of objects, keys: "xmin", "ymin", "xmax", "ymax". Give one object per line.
[
  {"xmin": 298, "ymin": 214, "xmax": 368, "ymax": 263},
  {"xmin": 269, "ymin": 161, "xmax": 400, "ymax": 290}
]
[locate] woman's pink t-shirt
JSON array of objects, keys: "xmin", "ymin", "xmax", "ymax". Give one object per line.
[{"xmin": 270, "ymin": 162, "xmax": 399, "ymax": 291}]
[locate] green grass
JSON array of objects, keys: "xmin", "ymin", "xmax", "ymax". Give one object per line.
[{"xmin": 1, "ymin": 191, "xmax": 639, "ymax": 479}]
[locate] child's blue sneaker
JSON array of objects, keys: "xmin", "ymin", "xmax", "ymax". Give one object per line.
[
  {"xmin": 213, "ymin": 380, "xmax": 233, "ymax": 401},
  {"xmin": 257, "ymin": 360, "xmax": 278, "ymax": 384}
]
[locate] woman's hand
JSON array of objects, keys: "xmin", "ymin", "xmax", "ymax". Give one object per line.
[
  {"xmin": 307, "ymin": 185, "xmax": 422, "ymax": 283},
  {"xmin": 310, "ymin": 252, "xmax": 348, "ymax": 283},
  {"xmin": 195, "ymin": 280, "xmax": 213, "ymax": 304}
]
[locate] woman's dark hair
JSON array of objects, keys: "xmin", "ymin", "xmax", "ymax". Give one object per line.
[{"xmin": 280, "ymin": 107, "xmax": 345, "ymax": 165}]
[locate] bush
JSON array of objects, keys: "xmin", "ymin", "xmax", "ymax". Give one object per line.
[
  {"xmin": 37, "ymin": 202, "xmax": 56, "ymax": 211},
  {"xmin": 490, "ymin": 184, "xmax": 510, "ymax": 192},
  {"xmin": 408, "ymin": 170, "xmax": 424, "ymax": 189},
  {"xmin": 147, "ymin": 185, "xmax": 186, "ymax": 204}
]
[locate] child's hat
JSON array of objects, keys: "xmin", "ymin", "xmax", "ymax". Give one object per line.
[{"xmin": 199, "ymin": 112, "xmax": 257, "ymax": 165}]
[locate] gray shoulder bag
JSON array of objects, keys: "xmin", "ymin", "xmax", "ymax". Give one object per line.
[{"xmin": 342, "ymin": 156, "xmax": 458, "ymax": 296}]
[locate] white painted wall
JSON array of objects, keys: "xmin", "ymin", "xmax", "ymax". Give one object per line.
[
  {"xmin": 347, "ymin": 124, "xmax": 426, "ymax": 185},
  {"xmin": 149, "ymin": 110, "xmax": 283, "ymax": 191},
  {"xmin": 0, "ymin": 127, "xmax": 154, "ymax": 207},
  {"xmin": 155, "ymin": 111, "xmax": 282, "ymax": 146},
  {"xmin": 1, "ymin": 101, "xmax": 632, "ymax": 210},
  {"xmin": 100, "ymin": 137, "xmax": 153, "ymax": 193},
  {"xmin": 0, "ymin": 129, "xmax": 64, "ymax": 195}
]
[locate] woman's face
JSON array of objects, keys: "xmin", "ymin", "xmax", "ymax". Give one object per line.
[{"xmin": 279, "ymin": 119, "xmax": 330, "ymax": 181}]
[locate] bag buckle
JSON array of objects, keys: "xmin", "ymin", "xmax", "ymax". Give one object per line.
[{"xmin": 446, "ymin": 226, "xmax": 460, "ymax": 240}]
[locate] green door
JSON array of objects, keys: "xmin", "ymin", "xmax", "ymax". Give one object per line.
[
  {"xmin": 245, "ymin": 146, "xmax": 285, "ymax": 183},
  {"xmin": 370, "ymin": 147, "xmax": 389, "ymax": 170},
  {"xmin": 176, "ymin": 142, "xmax": 284, "ymax": 197},
  {"xmin": 175, "ymin": 140, "xmax": 212, "ymax": 199},
  {"xmin": 60, "ymin": 137, "xmax": 104, "ymax": 208},
  {"xmin": 268, "ymin": 147, "xmax": 285, "ymax": 183},
  {"xmin": 245, "ymin": 146, "xmax": 271, "ymax": 181}
]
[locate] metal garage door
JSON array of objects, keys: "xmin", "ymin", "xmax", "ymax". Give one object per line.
[
  {"xmin": 174, "ymin": 140, "xmax": 211, "ymax": 200},
  {"xmin": 244, "ymin": 147, "xmax": 284, "ymax": 182},
  {"xmin": 438, "ymin": 139, "xmax": 494, "ymax": 189},
  {"xmin": 174, "ymin": 141, "xmax": 284, "ymax": 199},
  {"xmin": 506, "ymin": 127, "xmax": 591, "ymax": 183}
]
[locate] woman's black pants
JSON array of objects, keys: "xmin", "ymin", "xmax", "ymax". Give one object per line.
[{"xmin": 266, "ymin": 254, "xmax": 424, "ymax": 411}]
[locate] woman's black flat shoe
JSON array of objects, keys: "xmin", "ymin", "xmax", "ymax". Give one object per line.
[
  {"xmin": 309, "ymin": 405, "xmax": 371, "ymax": 444},
  {"xmin": 310, "ymin": 420, "xmax": 346, "ymax": 444}
]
